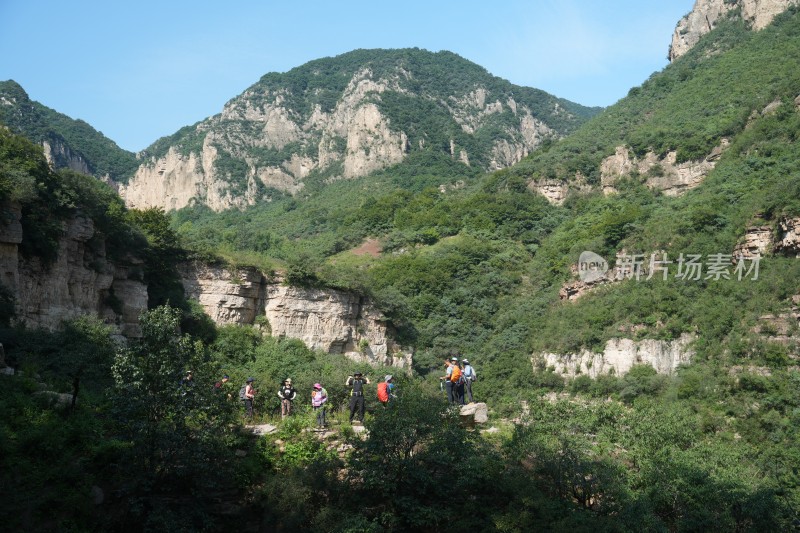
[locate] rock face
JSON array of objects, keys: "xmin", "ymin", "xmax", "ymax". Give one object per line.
[
  {"xmin": 733, "ymin": 218, "xmax": 773, "ymax": 259},
  {"xmin": 180, "ymin": 263, "xmax": 266, "ymax": 324},
  {"xmin": 265, "ymin": 285, "xmax": 410, "ymax": 368},
  {"xmin": 118, "ymin": 50, "xmax": 595, "ymax": 212},
  {"xmin": 731, "ymin": 215, "xmax": 800, "ymax": 258},
  {"xmin": 600, "ymin": 142, "xmax": 728, "ymax": 196},
  {"xmin": 669, "ymin": 0, "xmax": 799, "ymax": 61},
  {"xmin": 534, "ymin": 334, "xmax": 696, "ymax": 378},
  {"xmin": 180, "ymin": 263, "xmax": 412, "ymax": 368},
  {"xmin": 776, "ymin": 216, "xmax": 800, "ymax": 257},
  {"xmin": 41, "ymin": 138, "xmax": 92, "ymax": 176},
  {"xmin": 0, "ymin": 202, "xmax": 148, "ymax": 336}
]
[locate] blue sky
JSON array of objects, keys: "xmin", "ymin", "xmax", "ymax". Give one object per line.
[{"xmin": 0, "ymin": 0, "xmax": 694, "ymax": 153}]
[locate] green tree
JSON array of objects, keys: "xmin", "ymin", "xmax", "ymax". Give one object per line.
[
  {"xmin": 110, "ymin": 305, "xmax": 236, "ymax": 529},
  {"xmin": 57, "ymin": 315, "xmax": 116, "ymax": 410}
]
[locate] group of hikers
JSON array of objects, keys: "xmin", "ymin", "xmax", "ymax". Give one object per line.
[
  {"xmin": 219, "ymin": 372, "xmax": 398, "ymax": 427},
  {"xmin": 441, "ymin": 356, "xmax": 477, "ymax": 405},
  {"xmin": 209, "ymin": 356, "xmax": 476, "ymax": 425}
]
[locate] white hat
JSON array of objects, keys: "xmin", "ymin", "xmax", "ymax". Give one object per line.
[{"xmin": 385, "ymin": 374, "xmax": 393, "ymax": 382}]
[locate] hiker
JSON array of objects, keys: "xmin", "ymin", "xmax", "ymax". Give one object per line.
[
  {"xmin": 441, "ymin": 360, "xmax": 455, "ymax": 404},
  {"xmin": 451, "ymin": 357, "xmax": 466, "ymax": 405},
  {"xmin": 377, "ymin": 374, "xmax": 396, "ymax": 406},
  {"xmin": 214, "ymin": 374, "xmax": 229, "ymax": 389},
  {"xmin": 242, "ymin": 377, "xmax": 256, "ymax": 419},
  {"xmin": 441, "ymin": 356, "xmax": 465, "ymax": 405},
  {"xmin": 346, "ymin": 372, "xmax": 370, "ymax": 423},
  {"xmin": 180, "ymin": 370, "xmax": 195, "ymax": 398},
  {"xmin": 277, "ymin": 378, "xmax": 297, "ymax": 419},
  {"xmin": 214, "ymin": 374, "xmax": 232, "ymax": 400},
  {"xmin": 311, "ymin": 383, "xmax": 328, "ymax": 428},
  {"xmin": 462, "ymin": 359, "xmax": 477, "ymax": 403}
]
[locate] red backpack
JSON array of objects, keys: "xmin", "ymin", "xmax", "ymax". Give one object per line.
[{"xmin": 377, "ymin": 382, "xmax": 389, "ymax": 403}]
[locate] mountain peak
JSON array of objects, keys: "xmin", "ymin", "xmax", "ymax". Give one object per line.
[
  {"xmin": 121, "ymin": 49, "xmax": 599, "ymax": 212},
  {"xmin": 669, "ymin": 0, "xmax": 799, "ymax": 61}
]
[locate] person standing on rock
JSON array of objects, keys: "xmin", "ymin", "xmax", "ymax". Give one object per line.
[
  {"xmin": 443, "ymin": 356, "xmax": 464, "ymax": 405},
  {"xmin": 278, "ymin": 378, "xmax": 297, "ymax": 419},
  {"xmin": 311, "ymin": 383, "xmax": 328, "ymax": 429},
  {"xmin": 346, "ymin": 372, "xmax": 370, "ymax": 424},
  {"xmin": 462, "ymin": 359, "xmax": 476, "ymax": 403},
  {"xmin": 451, "ymin": 357, "xmax": 466, "ymax": 405}
]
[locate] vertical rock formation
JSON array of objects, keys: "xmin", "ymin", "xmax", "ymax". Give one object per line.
[
  {"xmin": 534, "ymin": 334, "xmax": 696, "ymax": 378},
  {"xmin": 669, "ymin": 0, "xmax": 799, "ymax": 61},
  {"xmin": 0, "ymin": 203, "xmax": 148, "ymax": 336},
  {"xmin": 180, "ymin": 263, "xmax": 412, "ymax": 368}
]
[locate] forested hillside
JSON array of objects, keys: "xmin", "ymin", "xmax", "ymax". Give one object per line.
[
  {"xmin": 0, "ymin": 80, "xmax": 138, "ymax": 182},
  {"xmin": 120, "ymin": 48, "xmax": 601, "ymax": 212},
  {"xmin": 1, "ymin": 5, "xmax": 800, "ymax": 531}
]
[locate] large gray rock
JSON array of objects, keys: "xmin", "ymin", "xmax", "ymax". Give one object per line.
[
  {"xmin": 460, "ymin": 402, "xmax": 489, "ymax": 425},
  {"xmin": 33, "ymin": 390, "xmax": 74, "ymax": 408}
]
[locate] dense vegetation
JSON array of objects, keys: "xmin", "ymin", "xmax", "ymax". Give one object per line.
[
  {"xmin": 0, "ymin": 80, "xmax": 138, "ymax": 182},
  {"xmin": 2, "ymin": 7, "xmax": 800, "ymax": 531}
]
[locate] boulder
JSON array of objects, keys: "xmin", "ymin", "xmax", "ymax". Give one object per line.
[{"xmin": 459, "ymin": 402, "xmax": 489, "ymax": 426}]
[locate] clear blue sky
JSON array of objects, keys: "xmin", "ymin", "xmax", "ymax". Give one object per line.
[{"xmin": 0, "ymin": 0, "xmax": 694, "ymax": 153}]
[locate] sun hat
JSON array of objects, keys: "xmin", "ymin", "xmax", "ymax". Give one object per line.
[
  {"xmin": 313, "ymin": 383, "xmax": 322, "ymax": 389},
  {"xmin": 385, "ymin": 374, "xmax": 392, "ymax": 382}
]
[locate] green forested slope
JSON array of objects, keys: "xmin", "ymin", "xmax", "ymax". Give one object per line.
[
  {"xmin": 0, "ymin": 80, "xmax": 138, "ymax": 182},
  {"xmin": 165, "ymin": 11, "xmax": 800, "ymax": 528},
  {"xmin": 2, "ymin": 8, "xmax": 800, "ymax": 531},
  {"xmin": 508, "ymin": 9, "xmax": 800, "ymax": 183}
]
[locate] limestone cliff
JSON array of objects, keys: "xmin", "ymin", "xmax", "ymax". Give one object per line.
[
  {"xmin": 669, "ymin": 0, "xmax": 798, "ymax": 61},
  {"xmin": 119, "ymin": 49, "xmax": 598, "ymax": 212},
  {"xmin": 534, "ymin": 334, "xmax": 696, "ymax": 378},
  {"xmin": 180, "ymin": 263, "xmax": 412, "ymax": 368},
  {"xmin": 600, "ymin": 141, "xmax": 729, "ymax": 196},
  {"xmin": 41, "ymin": 138, "xmax": 92, "ymax": 176},
  {"xmin": 0, "ymin": 202, "xmax": 148, "ymax": 336}
]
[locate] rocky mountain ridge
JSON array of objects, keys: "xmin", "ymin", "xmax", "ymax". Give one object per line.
[
  {"xmin": 669, "ymin": 0, "xmax": 799, "ymax": 61},
  {"xmin": 119, "ymin": 49, "xmax": 599, "ymax": 212}
]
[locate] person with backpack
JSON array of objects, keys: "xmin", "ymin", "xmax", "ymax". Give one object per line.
[
  {"xmin": 462, "ymin": 358, "xmax": 476, "ymax": 403},
  {"xmin": 277, "ymin": 378, "xmax": 297, "ymax": 419},
  {"xmin": 439, "ymin": 356, "xmax": 464, "ymax": 405},
  {"xmin": 441, "ymin": 359, "xmax": 455, "ymax": 404},
  {"xmin": 311, "ymin": 383, "xmax": 328, "ymax": 429},
  {"xmin": 377, "ymin": 375, "xmax": 396, "ymax": 406},
  {"xmin": 450, "ymin": 357, "xmax": 466, "ymax": 405},
  {"xmin": 241, "ymin": 377, "xmax": 256, "ymax": 419},
  {"xmin": 346, "ymin": 372, "xmax": 370, "ymax": 423}
]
